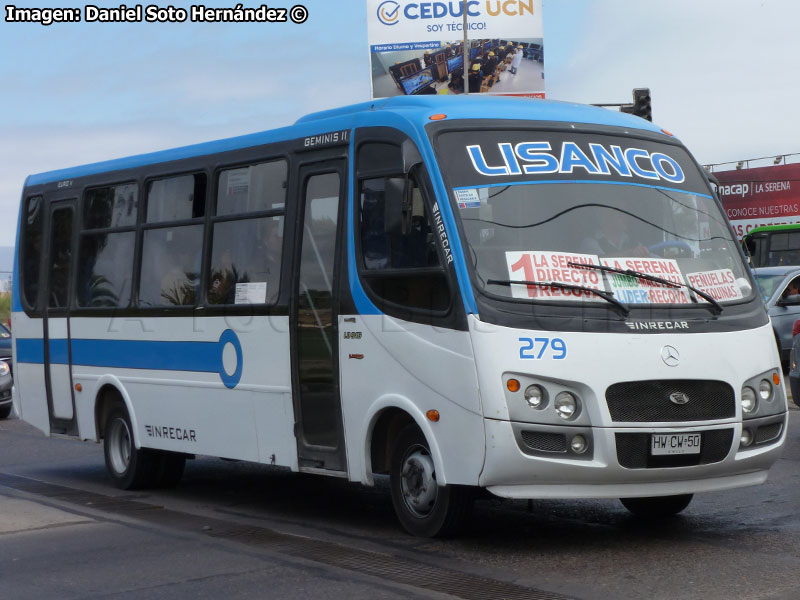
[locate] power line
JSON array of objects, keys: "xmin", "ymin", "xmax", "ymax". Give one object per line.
[{"xmin": 705, "ymin": 152, "xmax": 800, "ymax": 172}]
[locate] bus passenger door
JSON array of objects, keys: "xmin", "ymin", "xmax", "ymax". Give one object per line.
[
  {"xmin": 291, "ymin": 160, "xmax": 347, "ymax": 473},
  {"xmin": 43, "ymin": 201, "xmax": 78, "ymax": 435}
]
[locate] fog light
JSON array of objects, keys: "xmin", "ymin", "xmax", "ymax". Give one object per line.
[
  {"xmin": 554, "ymin": 392, "xmax": 579, "ymax": 420},
  {"xmin": 570, "ymin": 435, "xmax": 588, "ymax": 454},
  {"xmin": 758, "ymin": 379, "xmax": 772, "ymax": 401},
  {"xmin": 524, "ymin": 385, "xmax": 545, "ymax": 409},
  {"xmin": 741, "ymin": 386, "xmax": 757, "ymax": 414},
  {"xmin": 740, "ymin": 428, "xmax": 753, "ymax": 448}
]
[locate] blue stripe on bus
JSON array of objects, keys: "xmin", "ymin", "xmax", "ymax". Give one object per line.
[
  {"xmin": 69, "ymin": 339, "xmax": 219, "ymax": 371},
  {"xmin": 16, "ymin": 338, "xmax": 44, "ymax": 363},
  {"xmin": 49, "ymin": 338, "xmax": 70, "ymax": 364},
  {"xmin": 15, "ymin": 329, "xmax": 244, "ymax": 389},
  {"xmin": 25, "ymin": 98, "xmax": 664, "ymax": 187},
  {"xmin": 452, "ymin": 179, "xmax": 713, "ymax": 199}
]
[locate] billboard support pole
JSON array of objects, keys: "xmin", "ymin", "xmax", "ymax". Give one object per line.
[{"xmin": 463, "ymin": 1, "xmax": 469, "ymax": 95}]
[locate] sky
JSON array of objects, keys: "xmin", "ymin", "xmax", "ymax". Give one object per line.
[{"xmin": 2, "ymin": 0, "xmax": 800, "ymax": 247}]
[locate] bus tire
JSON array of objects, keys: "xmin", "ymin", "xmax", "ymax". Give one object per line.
[
  {"xmin": 0, "ymin": 406, "xmax": 10, "ymax": 420},
  {"xmin": 389, "ymin": 424, "xmax": 473, "ymax": 537},
  {"xmin": 620, "ymin": 494, "xmax": 693, "ymax": 518},
  {"xmin": 103, "ymin": 406, "xmax": 158, "ymax": 490}
]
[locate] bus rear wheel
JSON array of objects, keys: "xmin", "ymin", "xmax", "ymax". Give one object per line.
[
  {"xmin": 104, "ymin": 406, "xmax": 161, "ymax": 490},
  {"xmin": 620, "ymin": 494, "xmax": 693, "ymax": 518},
  {"xmin": 389, "ymin": 424, "xmax": 473, "ymax": 537}
]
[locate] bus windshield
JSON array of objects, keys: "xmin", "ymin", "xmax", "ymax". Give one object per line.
[
  {"xmin": 435, "ymin": 128, "xmax": 754, "ymax": 308},
  {"xmin": 743, "ymin": 226, "xmax": 800, "ymax": 268}
]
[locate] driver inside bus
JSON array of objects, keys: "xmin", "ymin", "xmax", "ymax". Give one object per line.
[{"xmin": 580, "ymin": 206, "xmax": 650, "ymax": 257}]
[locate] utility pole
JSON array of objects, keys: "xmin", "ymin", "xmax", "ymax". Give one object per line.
[{"xmin": 462, "ymin": 1, "xmax": 469, "ymax": 95}]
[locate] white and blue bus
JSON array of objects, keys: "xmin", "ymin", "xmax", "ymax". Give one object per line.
[{"xmin": 12, "ymin": 96, "xmax": 787, "ymax": 536}]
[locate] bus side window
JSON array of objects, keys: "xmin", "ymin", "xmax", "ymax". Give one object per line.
[
  {"xmin": 21, "ymin": 195, "xmax": 44, "ymax": 311},
  {"xmin": 78, "ymin": 183, "xmax": 137, "ymax": 308},
  {"xmin": 357, "ymin": 172, "xmax": 451, "ymax": 314},
  {"xmin": 207, "ymin": 160, "xmax": 287, "ymax": 306},
  {"xmin": 139, "ymin": 174, "xmax": 206, "ymax": 307}
]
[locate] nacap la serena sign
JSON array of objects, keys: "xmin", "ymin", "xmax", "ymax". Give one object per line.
[{"xmin": 715, "ymin": 163, "xmax": 800, "ymax": 240}]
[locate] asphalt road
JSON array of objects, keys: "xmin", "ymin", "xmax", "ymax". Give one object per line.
[{"xmin": 1, "ymin": 406, "xmax": 799, "ymax": 600}]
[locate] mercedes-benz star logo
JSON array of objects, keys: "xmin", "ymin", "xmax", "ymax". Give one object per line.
[
  {"xmin": 661, "ymin": 345, "xmax": 680, "ymax": 367},
  {"xmin": 669, "ymin": 392, "xmax": 690, "ymax": 405}
]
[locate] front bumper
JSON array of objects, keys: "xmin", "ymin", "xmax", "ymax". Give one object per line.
[{"xmin": 480, "ymin": 414, "xmax": 787, "ymax": 499}]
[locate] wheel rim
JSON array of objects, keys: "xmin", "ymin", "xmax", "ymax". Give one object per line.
[
  {"xmin": 399, "ymin": 445, "xmax": 437, "ymax": 517},
  {"xmin": 108, "ymin": 417, "xmax": 131, "ymax": 475}
]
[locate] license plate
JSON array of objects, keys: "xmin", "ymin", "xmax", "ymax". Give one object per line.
[{"xmin": 651, "ymin": 433, "xmax": 701, "ymax": 455}]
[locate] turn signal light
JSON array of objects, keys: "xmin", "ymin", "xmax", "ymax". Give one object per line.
[
  {"xmin": 426, "ymin": 410, "xmax": 440, "ymax": 422},
  {"xmin": 74, "ymin": 383, "xmax": 82, "ymax": 392},
  {"xmin": 773, "ymin": 372, "xmax": 781, "ymax": 386},
  {"xmin": 506, "ymin": 379, "xmax": 520, "ymax": 392},
  {"xmin": 429, "ymin": 113, "xmax": 447, "ymax": 121}
]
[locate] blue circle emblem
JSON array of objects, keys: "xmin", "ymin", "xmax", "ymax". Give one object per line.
[
  {"xmin": 218, "ymin": 329, "xmax": 243, "ymax": 389},
  {"xmin": 377, "ymin": 0, "xmax": 400, "ymax": 26}
]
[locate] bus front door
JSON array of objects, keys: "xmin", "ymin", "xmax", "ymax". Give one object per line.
[
  {"xmin": 43, "ymin": 200, "xmax": 78, "ymax": 436},
  {"xmin": 291, "ymin": 160, "xmax": 347, "ymax": 473}
]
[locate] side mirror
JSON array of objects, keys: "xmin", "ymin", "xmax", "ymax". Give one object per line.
[{"xmin": 384, "ymin": 177, "xmax": 412, "ymax": 236}]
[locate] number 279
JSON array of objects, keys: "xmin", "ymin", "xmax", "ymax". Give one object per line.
[{"xmin": 519, "ymin": 337, "xmax": 567, "ymax": 360}]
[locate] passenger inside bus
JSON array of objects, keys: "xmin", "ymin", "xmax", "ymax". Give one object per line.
[{"xmin": 207, "ymin": 217, "xmax": 283, "ymax": 305}]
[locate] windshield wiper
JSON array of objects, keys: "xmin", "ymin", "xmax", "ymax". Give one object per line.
[
  {"xmin": 567, "ymin": 262, "xmax": 723, "ymax": 314},
  {"xmin": 486, "ymin": 279, "xmax": 630, "ymax": 315}
]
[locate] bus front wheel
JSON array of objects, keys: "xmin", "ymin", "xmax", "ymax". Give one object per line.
[
  {"xmin": 389, "ymin": 424, "xmax": 473, "ymax": 537},
  {"xmin": 104, "ymin": 406, "xmax": 160, "ymax": 490},
  {"xmin": 620, "ymin": 494, "xmax": 693, "ymax": 518}
]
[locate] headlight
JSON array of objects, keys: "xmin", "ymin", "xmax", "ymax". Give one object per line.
[
  {"xmin": 0, "ymin": 362, "xmax": 9, "ymax": 377},
  {"xmin": 741, "ymin": 386, "xmax": 758, "ymax": 414},
  {"xmin": 570, "ymin": 435, "xmax": 588, "ymax": 454},
  {"xmin": 554, "ymin": 391, "xmax": 579, "ymax": 420},
  {"xmin": 524, "ymin": 385, "xmax": 545, "ymax": 409},
  {"xmin": 740, "ymin": 428, "xmax": 753, "ymax": 448},
  {"xmin": 758, "ymin": 379, "xmax": 772, "ymax": 401}
]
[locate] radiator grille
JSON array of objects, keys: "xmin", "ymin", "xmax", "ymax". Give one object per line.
[
  {"xmin": 755, "ymin": 422, "xmax": 783, "ymax": 445},
  {"xmin": 615, "ymin": 429, "xmax": 733, "ymax": 469},
  {"xmin": 606, "ymin": 380, "xmax": 735, "ymax": 423},
  {"xmin": 520, "ymin": 431, "xmax": 567, "ymax": 453}
]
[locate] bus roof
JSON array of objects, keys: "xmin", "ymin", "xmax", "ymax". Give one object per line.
[
  {"xmin": 25, "ymin": 96, "xmax": 667, "ymax": 187},
  {"xmin": 743, "ymin": 223, "xmax": 800, "ymax": 237}
]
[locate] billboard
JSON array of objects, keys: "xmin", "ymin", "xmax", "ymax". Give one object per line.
[
  {"xmin": 715, "ymin": 163, "xmax": 800, "ymax": 239},
  {"xmin": 367, "ymin": 0, "xmax": 544, "ymax": 99}
]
